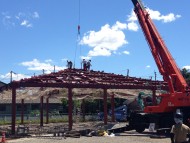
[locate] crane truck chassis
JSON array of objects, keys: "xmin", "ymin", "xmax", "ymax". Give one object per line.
[{"xmin": 109, "ymin": 0, "xmax": 190, "ymax": 134}]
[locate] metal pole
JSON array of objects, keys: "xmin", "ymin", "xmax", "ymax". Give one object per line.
[
  {"xmin": 152, "ymin": 89, "xmax": 156, "ymax": 105},
  {"xmin": 103, "ymin": 88, "xmax": 107, "ymax": 125},
  {"xmin": 81, "ymin": 99, "xmax": 85, "ymax": 121},
  {"xmin": 154, "ymin": 71, "xmax": 157, "ymax": 81},
  {"xmin": 40, "ymin": 96, "xmax": 44, "ymax": 127},
  {"xmin": 42, "ymin": 69, "xmax": 45, "ymax": 75},
  {"xmin": 111, "ymin": 94, "xmax": 115, "ymax": 122},
  {"xmin": 153, "ymin": 71, "xmax": 157, "ymax": 105},
  {"xmin": 10, "ymin": 71, "xmax": 13, "ymax": 83},
  {"xmin": 21, "ymin": 99, "xmax": 24, "ymax": 124},
  {"xmin": 46, "ymin": 98, "xmax": 49, "ymax": 124},
  {"xmin": 68, "ymin": 88, "xmax": 73, "ymax": 130},
  {"xmin": 127, "ymin": 69, "xmax": 129, "ymax": 78},
  {"xmin": 11, "ymin": 87, "xmax": 16, "ymax": 135}
]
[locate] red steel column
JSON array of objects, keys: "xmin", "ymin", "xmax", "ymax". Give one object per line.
[
  {"xmin": 103, "ymin": 88, "xmax": 107, "ymax": 125},
  {"xmin": 11, "ymin": 87, "xmax": 16, "ymax": 135},
  {"xmin": 46, "ymin": 97, "xmax": 49, "ymax": 124},
  {"xmin": 68, "ymin": 88, "xmax": 73, "ymax": 130},
  {"xmin": 40, "ymin": 96, "xmax": 44, "ymax": 127},
  {"xmin": 111, "ymin": 95, "xmax": 115, "ymax": 122},
  {"xmin": 21, "ymin": 99, "xmax": 24, "ymax": 124}
]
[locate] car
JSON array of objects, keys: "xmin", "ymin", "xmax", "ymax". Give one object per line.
[{"xmin": 97, "ymin": 105, "xmax": 128, "ymax": 122}]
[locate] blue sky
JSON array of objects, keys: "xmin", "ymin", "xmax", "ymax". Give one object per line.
[{"xmin": 0, "ymin": 0, "xmax": 190, "ymax": 83}]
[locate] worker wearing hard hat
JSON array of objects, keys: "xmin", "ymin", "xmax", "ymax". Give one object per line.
[{"xmin": 170, "ymin": 111, "xmax": 190, "ymax": 143}]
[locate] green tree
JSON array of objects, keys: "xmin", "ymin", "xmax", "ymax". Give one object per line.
[{"xmin": 181, "ymin": 68, "xmax": 190, "ymax": 85}]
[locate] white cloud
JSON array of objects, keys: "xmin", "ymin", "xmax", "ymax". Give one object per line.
[
  {"xmin": 127, "ymin": 8, "xmax": 181, "ymax": 31},
  {"xmin": 20, "ymin": 59, "xmax": 65, "ymax": 73},
  {"xmin": 81, "ymin": 21, "xmax": 128, "ymax": 57},
  {"xmin": 21, "ymin": 20, "xmax": 32, "ymax": 27},
  {"xmin": 146, "ymin": 65, "xmax": 151, "ymax": 68},
  {"xmin": 0, "ymin": 72, "xmax": 30, "ymax": 82},
  {"xmin": 80, "ymin": 56, "xmax": 91, "ymax": 60},
  {"xmin": 123, "ymin": 50, "xmax": 130, "ymax": 55},
  {"xmin": 127, "ymin": 10, "xmax": 137, "ymax": 22},
  {"xmin": 1, "ymin": 11, "xmax": 40, "ymax": 28},
  {"xmin": 183, "ymin": 66, "xmax": 190, "ymax": 70},
  {"xmin": 146, "ymin": 8, "xmax": 181, "ymax": 23},
  {"xmin": 33, "ymin": 12, "xmax": 39, "ymax": 19},
  {"xmin": 45, "ymin": 59, "xmax": 53, "ymax": 63},
  {"xmin": 61, "ymin": 58, "xmax": 68, "ymax": 62},
  {"xmin": 2, "ymin": 12, "xmax": 15, "ymax": 27},
  {"xmin": 127, "ymin": 21, "xmax": 138, "ymax": 31}
]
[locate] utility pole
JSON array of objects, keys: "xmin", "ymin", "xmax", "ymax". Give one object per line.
[
  {"xmin": 10, "ymin": 71, "xmax": 13, "ymax": 83},
  {"xmin": 10, "ymin": 71, "xmax": 16, "ymax": 83},
  {"xmin": 154, "ymin": 71, "xmax": 157, "ymax": 81},
  {"xmin": 42, "ymin": 69, "xmax": 45, "ymax": 75},
  {"xmin": 127, "ymin": 69, "xmax": 129, "ymax": 78}
]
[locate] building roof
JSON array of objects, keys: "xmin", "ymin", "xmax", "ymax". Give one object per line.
[
  {"xmin": 0, "ymin": 69, "xmax": 168, "ymax": 103},
  {"xmin": 12, "ymin": 68, "xmax": 168, "ymax": 90},
  {"xmin": 0, "ymin": 81, "xmax": 8, "ymax": 91}
]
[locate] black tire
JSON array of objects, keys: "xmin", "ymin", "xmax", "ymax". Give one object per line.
[
  {"xmin": 135, "ymin": 125, "xmax": 145, "ymax": 133},
  {"xmin": 129, "ymin": 113, "xmax": 147, "ymax": 133}
]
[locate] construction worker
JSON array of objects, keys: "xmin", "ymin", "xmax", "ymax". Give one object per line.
[
  {"xmin": 82, "ymin": 59, "xmax": 87, "ymax": 71},
  {"xmin": 67, "ymin": 60, "xmax": 73, "ymax": 69},
  {"xmin": 86, "ymin": 60, "xmax": 91, "ymax": 71},
  {"xmin": 170, "ymin": 111, "xmax": 190, "ymax": 143}
]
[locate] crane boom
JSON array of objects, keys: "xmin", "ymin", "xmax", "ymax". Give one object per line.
[{"xmin": 132, "ymin": 0, "xmax": 187, "ymax": 93}]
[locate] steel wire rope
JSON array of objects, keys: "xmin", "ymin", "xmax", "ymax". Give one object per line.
[{"xmin": 73, "ymin": 0, "xmax": 81, "ymax": 69}]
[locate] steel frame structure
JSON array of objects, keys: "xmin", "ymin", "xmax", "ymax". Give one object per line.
[{"xmin": 10, "ymin": 68, "xmax": 168, "ymax": 134}]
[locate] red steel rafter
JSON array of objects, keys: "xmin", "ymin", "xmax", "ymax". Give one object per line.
[{"xmin": 12, "ymin": 69, "xmax": 168, "ymax": 90}]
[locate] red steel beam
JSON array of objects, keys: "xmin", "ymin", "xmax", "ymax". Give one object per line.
[{"xmin": 13, "ymin": 82, "xmax": 168, "ymax": 91}]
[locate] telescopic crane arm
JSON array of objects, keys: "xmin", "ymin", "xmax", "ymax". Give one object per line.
[{"xmin": 131, "ymin": 0, "xmax": 188, "ymax": 93}]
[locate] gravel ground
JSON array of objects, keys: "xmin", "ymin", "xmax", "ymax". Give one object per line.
[
  {"xmin": 7, "ymin": 135, "xmax": 171, "ymax": 143},
  {"xmin": 7, "ymin": 130, "xmax": 171, "ymax": 143},
  {"xmin": 2, "ymin": 122, "xmax": 171, "ymax": 143}
]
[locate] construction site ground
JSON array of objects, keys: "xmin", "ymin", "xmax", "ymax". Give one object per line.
[{"xmin": 1, "ymin": 122, "xmax": 171, "ymax": 143}]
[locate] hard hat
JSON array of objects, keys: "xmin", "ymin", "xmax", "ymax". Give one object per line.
[{"xmin": 174, "ymin": 112, "xmax": 183, "ymax": 119}]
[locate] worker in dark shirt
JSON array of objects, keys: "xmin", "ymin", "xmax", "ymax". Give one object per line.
[
  {"xmin": 67, "ymin": 60, "xmax": 73, "ymax": 69},
  {"xmin": 86, "ymin": 60, "xmax": 91, "ymax": 71},
  {"xmin": 82, "ymin": 59, "xmax": 87, "ymax": 70}
]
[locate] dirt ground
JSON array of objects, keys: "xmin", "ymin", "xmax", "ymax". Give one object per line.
[
  {"xmin": 1, "ymin": 122, "xmax": 171, "ymax": 143},
  {"xmin": 7, "ymin": 130, "xmax": 171, "ymax": 143}
]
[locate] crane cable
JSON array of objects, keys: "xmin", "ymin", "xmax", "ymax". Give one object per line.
[{"xmin": 73, "ymin": 0, "xmax": 81, "ymax": 68}]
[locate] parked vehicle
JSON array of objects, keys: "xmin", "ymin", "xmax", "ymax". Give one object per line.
[{"xmin": 97, "ymin": 105, "xmax": 128, "ymax": 122}]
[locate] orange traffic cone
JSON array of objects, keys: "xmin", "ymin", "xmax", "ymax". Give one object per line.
[{"xmin": 1, "ymin": 131, "xmax": 6, "ymax": 143}]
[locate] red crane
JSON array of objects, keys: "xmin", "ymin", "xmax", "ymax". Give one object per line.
[
  {"xmin": 132, "ymin": 0, "xmax": 190, "ymax": 113},
  {"xmin": 127, "ymin": 0, "xmax": 190, "ymax": 133}
]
